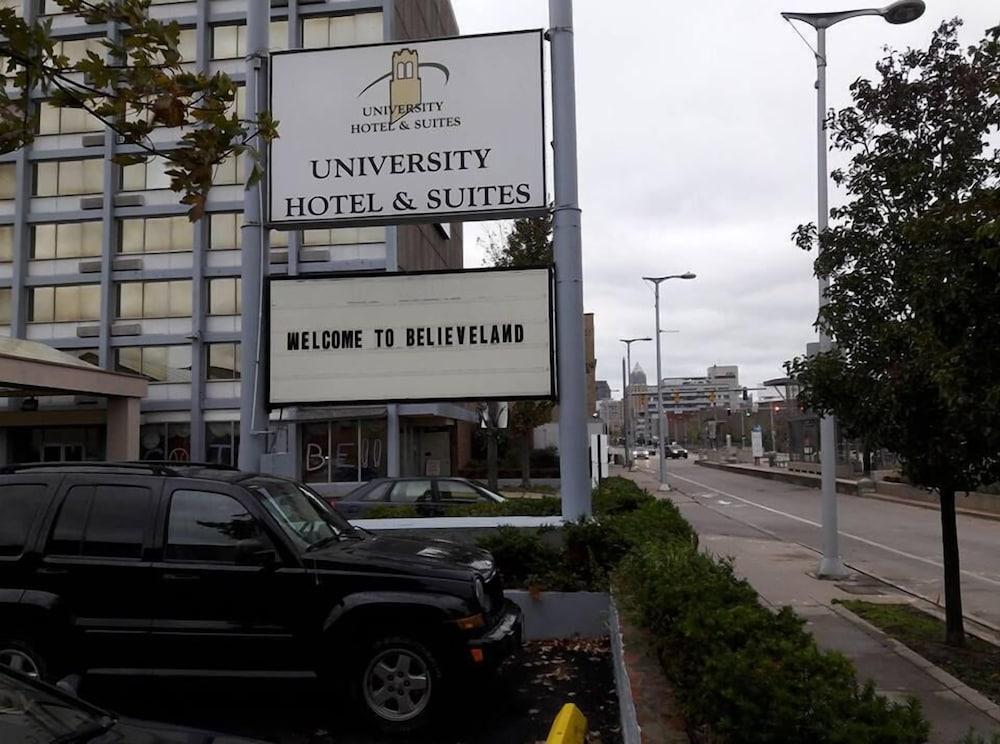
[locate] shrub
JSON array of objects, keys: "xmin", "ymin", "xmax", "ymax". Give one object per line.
[
  {"xmin": 615, "ymin": 538, "xmax": 930, "ymax": 744},
  {"xmin": 477, "ymin": 527, "xmax": 560, "ymax": 588},
  {"xmin": 592, "ymin": 476, "xmax": 655, "ymax": 515}
]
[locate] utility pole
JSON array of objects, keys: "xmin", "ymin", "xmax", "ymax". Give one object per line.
[
  {"xmin": 550, "ymin": 0, "xmax": 589, "ymax": 520},
  {"xmin": 643, "ymin": 273, "xmax": 695, "ymax": 490},
  {"xmin": 621, "ymin": 356, "xmax": 629, "ymax": 468},
  {"xmin": 237, "ymin": 0, "xmax": 268, "ymax": 472}
]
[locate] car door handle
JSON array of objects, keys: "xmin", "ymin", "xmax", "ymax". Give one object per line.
[
  {"xmin": 162, "ymin": 573, "xmax": 200, "ymax": 582},
  {"xmin": 37, "ymin": 567, "xmax": 69, "ymax": 576}
]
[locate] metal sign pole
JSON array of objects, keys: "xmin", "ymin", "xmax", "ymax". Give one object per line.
[
  {"xmin": 238, "ymin": 0, "xmax": 269, "ymax": 472},
  {"xmin": 549, "ymin": 0, "xmax": 590, "ymax": 519}
]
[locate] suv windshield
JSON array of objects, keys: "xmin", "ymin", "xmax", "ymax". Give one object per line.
[{"xmin": 247, "ymin": 478, "xmax": 357, "ymax": 550}]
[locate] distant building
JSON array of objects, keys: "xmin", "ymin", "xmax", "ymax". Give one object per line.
[
  {"xmin": 596, "ymin": 380, "xmax": 612, "ymax": 401},
  {"xmin": 597, "ymin": 398, "xmax": 623, "ymax": 438},
  {"xmin": 630, "ymin": 365, "xmax": 743, "ymax": 442},
  {"xmin": 585, "ymin": 313, "xmax": 597, "ymax": 414}
]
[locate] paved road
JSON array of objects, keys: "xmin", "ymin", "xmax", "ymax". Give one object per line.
[{"xmin": 633, "ymin": 457, "xmax": 1000, "ymax": 630}]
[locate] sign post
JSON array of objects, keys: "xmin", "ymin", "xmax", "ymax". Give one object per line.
[
  {"xmin": 549, "ymin": 0, "xmax": 591, "ymax": 520},
  {"xmin": 261, "ymin": 11, "xmax": 592, "ymax": 519}
]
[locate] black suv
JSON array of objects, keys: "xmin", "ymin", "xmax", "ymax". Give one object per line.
[{"xmin": 0, "ymin": 463, "xmax": 522, "ymax": 733}]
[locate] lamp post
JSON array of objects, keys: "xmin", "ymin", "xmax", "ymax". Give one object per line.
[
  {"xmin": 643, "ymin": 274, "xmax": 696, "ymax": 490},
  {"xmin": 620, "ymin": 337, "xmax": 651, "ymax": 469},
  {"xmin": 781, "ymin": 0, "xmax": 924, "ymax": 579}
]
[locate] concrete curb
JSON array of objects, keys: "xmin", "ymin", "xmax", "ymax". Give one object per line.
[
  {"xmin": 857, "ymin": 491, "xmax": 1000, "ymax": 523},
  {"xmin": 829, "ymin": 603, "xmax": 1000, "ymax": 725},
  {"xmin": 608, "ymin": 598, "xmax": 642, "ymax": 744}
]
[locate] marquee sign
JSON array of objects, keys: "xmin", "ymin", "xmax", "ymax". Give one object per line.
[
  {"xmin": 267, "ymin": 268, "xmax": 555, "ymax": 406},
  {"xmin": 267, "ymin": 30, "xmax": 547, "ymax": 228}
]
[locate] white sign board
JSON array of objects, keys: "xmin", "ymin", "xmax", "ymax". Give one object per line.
[
  {"xmin": 268, "ymin": 31, "xmax": 546, "ymax": 228},
  {"xmin": 751, "ymin": 428, "xmax": 764, "ymax": 458},
  {"xmin": 268, "ymin": 268, "xmax": 554, "ymax": 406}
]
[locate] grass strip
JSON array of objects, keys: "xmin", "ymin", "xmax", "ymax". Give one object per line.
[{"xmin": 837, "ymin": 600, "xmax": 1000, "ymax": 705}]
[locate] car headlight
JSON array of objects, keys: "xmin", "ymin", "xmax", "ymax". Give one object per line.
[{"xmin": 473, "ymin": 575, "xmax": 490, "ymax": 612}]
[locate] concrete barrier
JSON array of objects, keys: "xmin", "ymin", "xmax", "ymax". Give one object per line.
[{"xmin": 694, "ymin": 459, "xmax": 861, "ymax": 495}]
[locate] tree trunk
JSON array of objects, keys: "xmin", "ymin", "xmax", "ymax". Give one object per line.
[
  {"xmin": 939, "ymin": 487, "xmax": 965, "ymax": 646},
  {"xmin": 520, "ymin": 429, "xmax": 531, "ymax": 488},
  {"xmin": 862, "ymin": 445, "xmax": 872, "ymax": 476},
  {"xmin": 486, "ymin": 402, "xmax": 499, "ymax": 493}
]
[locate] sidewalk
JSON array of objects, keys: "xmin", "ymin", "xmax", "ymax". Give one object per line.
[{"xmin": 622, "ymin": 467, "xmax": 1000, "ymax": 744}]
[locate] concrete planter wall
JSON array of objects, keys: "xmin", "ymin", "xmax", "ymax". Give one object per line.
[
  {"xmin": 505, "ymin": 590, "xmax": 610, "ymax": 641},
  {"xmin": 504, "ymin": 590, "xmax": 641, "ymax": 744}
]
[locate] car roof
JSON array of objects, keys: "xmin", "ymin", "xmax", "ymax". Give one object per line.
[{"xmin": 0, "ymin": 461, "xmax": 292, "ymax": 487}]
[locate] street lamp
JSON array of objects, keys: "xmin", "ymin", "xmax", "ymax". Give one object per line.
[
  {"xmin": 620, "ymin": 337, "xmax": 651, "ymax": 468},
  {"xmin": 642, "ymin": 272, "xmax": 696, "ymax": 490},
  {"xmin": 781, "ymin": 0, "xmax": 924, "ymax": 579}
]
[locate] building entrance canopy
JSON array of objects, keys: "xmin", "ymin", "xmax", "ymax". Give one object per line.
[{"xmin": 0, "ymin": 338, "xmax": 147, "ymax": 461}]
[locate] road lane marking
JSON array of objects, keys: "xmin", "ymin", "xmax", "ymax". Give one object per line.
[{"xmin": 668, "ymin": 471, "xmax": 1000, "ymax": 589}]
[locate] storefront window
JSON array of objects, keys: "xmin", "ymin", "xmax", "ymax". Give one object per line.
[
  {"xmin": 206, "ymin": 421, "xmax": 239, "ymax": 467},
  {"xmin": 140, "ymin": 422, "xmax": 191, "ymax": 462},
  {"xmin": 300, "ymin": 419, "xmax": 388, "ymax": 484}
]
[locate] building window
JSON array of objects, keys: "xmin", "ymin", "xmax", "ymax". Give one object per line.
[
  {"xmin": 207, "ymin": 342, "xmax": 240, "ymax": 380},
  {"xmin": 301, "ymin": 12, "xmax": 383, "ymax": 49},
  {"xmin": 140, "ymin": 422, "xmax": 191, "ymax": 462},
  {"xmin": 38, "ymin": 100, "xmax": 102, "ymax": 135},
  {"xmin": 52, "ymin": 36, "xmax": 107, "ymax": 66},
  {"xmin": 32, "ymin": 221, "xmax": 103, "ymax": 259},
  {"xmin": 211, "ymin": 21, "xmax": 288, "ymax": 59},
  {"xmin": 301, "ymin": 419, "xmax": 387, "ymax": 484},
  {"xmin": 0, "ymin": 163, "xmax": 15, "ymax": 201},
  {"xmin": 117, "ymin": 280, "xmax": 192, "ymax": 319},
  {"xmin": 121, "ymin": 155, "xmax": 172, "ymax": 191},
  {"xmin": 115, "ymin": 345, "xmax": 192, "ymax": 383},
  {"xmin": 34, "ymin": 158, "xmax": 103, "ymax": 197},
  {"xmin": 209, "ymin": 212, "xmax": 242, "ymax": 250},
  {"xmin": 0, "ymin": 225, "xmax": 12, "ymax": 262},
  {"xmin": 120, "ymin": 216, "xmax": 193, "ymax": 254},
  {"xmin": 206, "ymin": 421, "xmax": 239, "ymax": 467},
  {"xmin": 268, "ymin": 229, "xmax": 288, "ymax": 248},
  {"xmin": 0, "ymin": 287, "xmax": 11, "ymax": 324},
  {"xmin": 30, "ymin": 284, "xmax": 101, "ymax": 322},
  {"xmin": 302, "ymin": 226, "xmax": 385, "ymax": 246},
  {"xmin": 208, "ymin": 277, "xmax": 240, "ymax": 316},
  {"xmin": 212, "ymin": 154, "xmax": 245, "ymax": 186}
]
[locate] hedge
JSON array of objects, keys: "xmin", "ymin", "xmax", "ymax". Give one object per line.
[{"xmin": 480, "ymin": 477, "xmax": 930, "ymax": 744}]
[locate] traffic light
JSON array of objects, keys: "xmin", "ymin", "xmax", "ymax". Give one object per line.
[{"xmin": 742, "ymin": 387, "xmax": 748, "ymax": 401}]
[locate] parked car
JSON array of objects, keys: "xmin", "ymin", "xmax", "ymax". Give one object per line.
[
  {"xmin": 631, "ymin": 449, "xmax": 649, "ymax": 460},
  {"xmin": 0, "ymin": 462, "xmax": 522, "ymax": 733},
  {"xmin": 666, "ymin": 445, "xmax": 689, "ymax": 459},
  {"xmin": 0, "ymin": 666, "xmax": 269, "ymax": 743},
  {"xmin": 331, "ymin": 477, "xmax": 506, "ymax": 519}
]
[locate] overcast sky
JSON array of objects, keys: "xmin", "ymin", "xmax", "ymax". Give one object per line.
[{"xmin": 450, "ymin": 0, "xmax": 997, "ymax": 399}]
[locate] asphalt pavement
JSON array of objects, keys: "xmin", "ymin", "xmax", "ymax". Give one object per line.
[{"xmin": 635, "ymin": 457, "xmax": 1000, "ymax": 630}]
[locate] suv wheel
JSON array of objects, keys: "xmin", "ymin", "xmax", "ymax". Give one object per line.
[
  {"xmin": 0, "ymin": 638, "xmax": 47, "ymax": 680},
  {"xmin": 358, "ymin": 636, "xmax": 441, "ymax": 732}
]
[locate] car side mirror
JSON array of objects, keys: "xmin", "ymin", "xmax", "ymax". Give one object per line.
[{"xmin": 235, "ymin": 538, "xmax": 278, "ymax": 567}]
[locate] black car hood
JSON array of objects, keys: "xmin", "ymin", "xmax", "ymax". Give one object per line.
[
  {"xmin": 307, "ymin": 534, "xmax": 494, "ymax": 578},
  {"xmin": 96, "ymin": 717, "xmax": 271, "ymax": 743}
]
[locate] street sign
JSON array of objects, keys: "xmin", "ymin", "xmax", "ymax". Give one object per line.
[
  {"xmin": 751, "ymin": 429, "xmax": 764, "ymax": 458},
  {"xmin": 267, "ymin": 31, "xmax": 547, "ymax": 228},
  {"xmin": 267, "ymin": 267, "xmax": 554, "ymax": 406}
]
